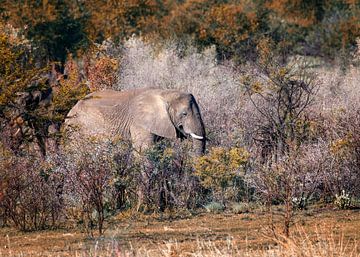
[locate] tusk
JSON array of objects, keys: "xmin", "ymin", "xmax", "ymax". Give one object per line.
[
  {"xmin": 14, "ymin": 128, "xmax": 21, "ymax": 136},
  {"xmin": 190, "ymin": 133, "xmax": 203, "ymax": 140}
]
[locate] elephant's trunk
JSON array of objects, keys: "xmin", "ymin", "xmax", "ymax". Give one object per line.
[
  {"xmin": 189, "ymin": 119, "xmax": 206, "ymax": 156},
  {"xmin": 189, "ymin": 102, "xmax": 206, "ymax": 156},
  {"xmin": 192, "ymin": 137, "xmax": 206, "ymax": 156}
]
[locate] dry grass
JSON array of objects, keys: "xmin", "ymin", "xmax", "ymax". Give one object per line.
[{"xmin": 0, "ymin": 208, "xmax": 359, "ymax": 256}]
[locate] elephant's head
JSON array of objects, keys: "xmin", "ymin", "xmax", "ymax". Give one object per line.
[{"xmin": 132, "ymin": 89, "xmax": 206, "ymax": 155}]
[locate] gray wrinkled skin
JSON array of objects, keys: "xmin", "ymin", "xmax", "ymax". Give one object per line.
[{"xmin": 64, "ymin": 88, "xmax": 206, "ymax": 155}]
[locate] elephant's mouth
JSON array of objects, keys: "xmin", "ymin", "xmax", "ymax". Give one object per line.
[
  {"xmin": 177, "ymin": 124, "xmax": 204, "ymax": 140},
  {"xmin": 176, "ymin": 124, "xmax": 187, "ymax": 139}
]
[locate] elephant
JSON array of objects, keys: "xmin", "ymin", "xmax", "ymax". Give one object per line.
[{"xmin": 64, "ymin": 88, "xmax": 206, "ymax": 155}]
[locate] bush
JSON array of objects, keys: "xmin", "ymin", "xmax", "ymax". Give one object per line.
[
  {"xmin": 334, "ymin": 190, "xmax": 351, "ymax": 210},
  {"xmin": 204, "ymin": 201, "xmax": 224, "ymax": 213},
  {"xmin": 0, "ymin": 152, "xmax": 63, "ymax": 231},
  {"xmin": 135, "ymin": 141, "xmax": 202, "ymax": 212},
  {"xmin": 251, "ymin": 144, "xmax": 328, "ymax": 237},
  {"xmin": 310, "ymin": 65, "xmax": 360, "ymax": 200},
  {"xmin": 194, "ymin": 146, "xmax": 249, "ymax": 204},
  {"xmin": 243, "ymin": 37, "xmax": 318, "ymax": 161},
  {"xmin": 230, "ymin": 202, "xmax": 254, "ymax": 214},
  {"xmin": 59, "ymin": 137, "xmax": 134, "ymax": 235}
]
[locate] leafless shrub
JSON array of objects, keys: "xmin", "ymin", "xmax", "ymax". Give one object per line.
[
  {"xmin": 321, "ymin": 110, "xmax": 360, "ymax": 200},
  {"xmin": 308, "ymin": 64, "xmax": 360, "ymax": 200},
  {"xmin": 240, "ymin": 42, "xmax": 328, "ymax": 237},
  {"xmin": 0, "ymin": 153, "xmax": 63, "ymax": 231},
  {"xmin": 59, "ymin": 137, "xmax": 134, "ymax": 235},
  {"xmin": 251, "ymin": 144, "xmax": 327, "ymax": 237},
  {"xmin": 243, "ymin": 39, "xmax": 318, "ymax": 161}
]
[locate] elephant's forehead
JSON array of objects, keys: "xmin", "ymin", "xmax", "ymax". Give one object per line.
[
  {"xmin": 175, "ymin": 97, "xmax": 190, "ymax": 105},
  {"xmin": 172, "ymin": 97, "xmax": 192, "ymax": 109}
]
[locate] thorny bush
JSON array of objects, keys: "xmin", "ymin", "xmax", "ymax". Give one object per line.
[
  {"xmin": 59, "ymin": 137, "xmax": 134, "ymax": 235},
  {"xmin": 0, "ymin": 149, "xmax": 63, "ymax": 231}
]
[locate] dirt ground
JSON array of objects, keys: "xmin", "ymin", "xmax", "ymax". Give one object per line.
[{"xmin": 1, "ymin": 207, "xmax": 360, "ymax": 256}]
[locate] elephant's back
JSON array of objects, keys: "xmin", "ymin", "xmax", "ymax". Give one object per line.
[
  {"xmin": 83, "ymin": 89, "xmax": 148, "ymax": 106},
  {"xmin": 63, "ymin": 88, "xmax": 152, "ymax": 138}
]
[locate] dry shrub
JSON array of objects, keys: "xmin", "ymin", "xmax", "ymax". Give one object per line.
[
  {"xmin": 321, "ymin": 109, "xmax": 360, "ymax": 200},
  {"xmin": 252, "ymin": 144, "xmax": 327, "ymax": 237},
  {"xmin": 243, "ymin": 37, "xmax": 318, "ymax": 161},
  {"xmin": 308, "ymin": 63, "xmax": 360, "ymax": 200},
  {"xmin": 60, "ymin": 134, "xmax": 202, "ymax": 222},
  {"xmin": 245, "ymin": 38, "xmax": 360, "ymax": 235},
  {"xmin": 59, "ymin": 137, "xmax": 134, "ymax": 235},
  {"xmin": 0, "ymin": 152, "xmax": 63, "ymax": 231}
]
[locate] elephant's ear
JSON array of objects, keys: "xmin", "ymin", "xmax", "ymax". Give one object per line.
[{"xmin": 132, "ymin": 94, "xmax": 177, "ymax": 139}]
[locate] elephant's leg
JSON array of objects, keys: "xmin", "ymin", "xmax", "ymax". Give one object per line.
[
  {"xmin": 130, "ymin": 125, "xmax": 155, "ymax": 154},
  {"xmin": 130, "ymin": 126, "xmax": 156, "ymax": 212}
]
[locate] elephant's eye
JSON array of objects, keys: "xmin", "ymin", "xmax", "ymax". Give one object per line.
[{"xmin": 181, "ymin": 111, "xmax": 187, "ymax": 116}]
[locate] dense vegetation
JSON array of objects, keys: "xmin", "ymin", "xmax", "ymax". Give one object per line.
[
  {"xmin": 1, "ymin": 0, "xmax": 359, "ymax": 62},
  {"xmin": 0, "ymin": 0, "xmax": 360, "ymax": 238}
]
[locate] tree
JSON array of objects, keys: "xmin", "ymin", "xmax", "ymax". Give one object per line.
[
  {"xmin": 0, "ymin": 23, "xmax": 51, "ymax": 155},
  {"xmin": 1, "ymin": 0, "xmax": 88, "ymax": 66},
  {"xmin": 0, "ymin": 24, "xmax": 87, "ymax": 156},
  {"xmin": 74, "ymin": 0, "xmax": 168, "ymax": 43},
  {"xmin": 26, "ymin": 1, "xmax": 88, "ymax": 66},
  {"xmin": 244, "ymin": 38, "xmax": 318, "ymax": 161}
]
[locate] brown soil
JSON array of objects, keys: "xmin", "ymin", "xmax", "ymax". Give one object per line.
[{"xmin": 1, "ymin": 207, "xmax": 359, "ymax": 256}]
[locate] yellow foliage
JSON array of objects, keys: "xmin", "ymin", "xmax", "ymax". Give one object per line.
[
  {"xmin": 278, "ymin": 67, "xmax": 288, "ymax": 78},
  {"xmin": 0, "ymin": 25, "xmax": 48, "ymax": 107},
  {"xmin": 0, "ymin": 142, "xmax": 12, "ymax": 160},
  {"xmin": 163, "ymin": 147, "xmax": 174, "ymax": 158},
  {"xmin": 194, "ymin": 147, "xmax": 249, "ymax": 190},
  {"xmin": 229, "ymin": 147, "xmax": 250, "ymax": 170},
  {"xmin": 330, "ymin": 135, "xmax": 353, "ymax": 159},
  {"xmin": 250, "ymin": 81, "xmax": 264, "ymax": 94}
]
